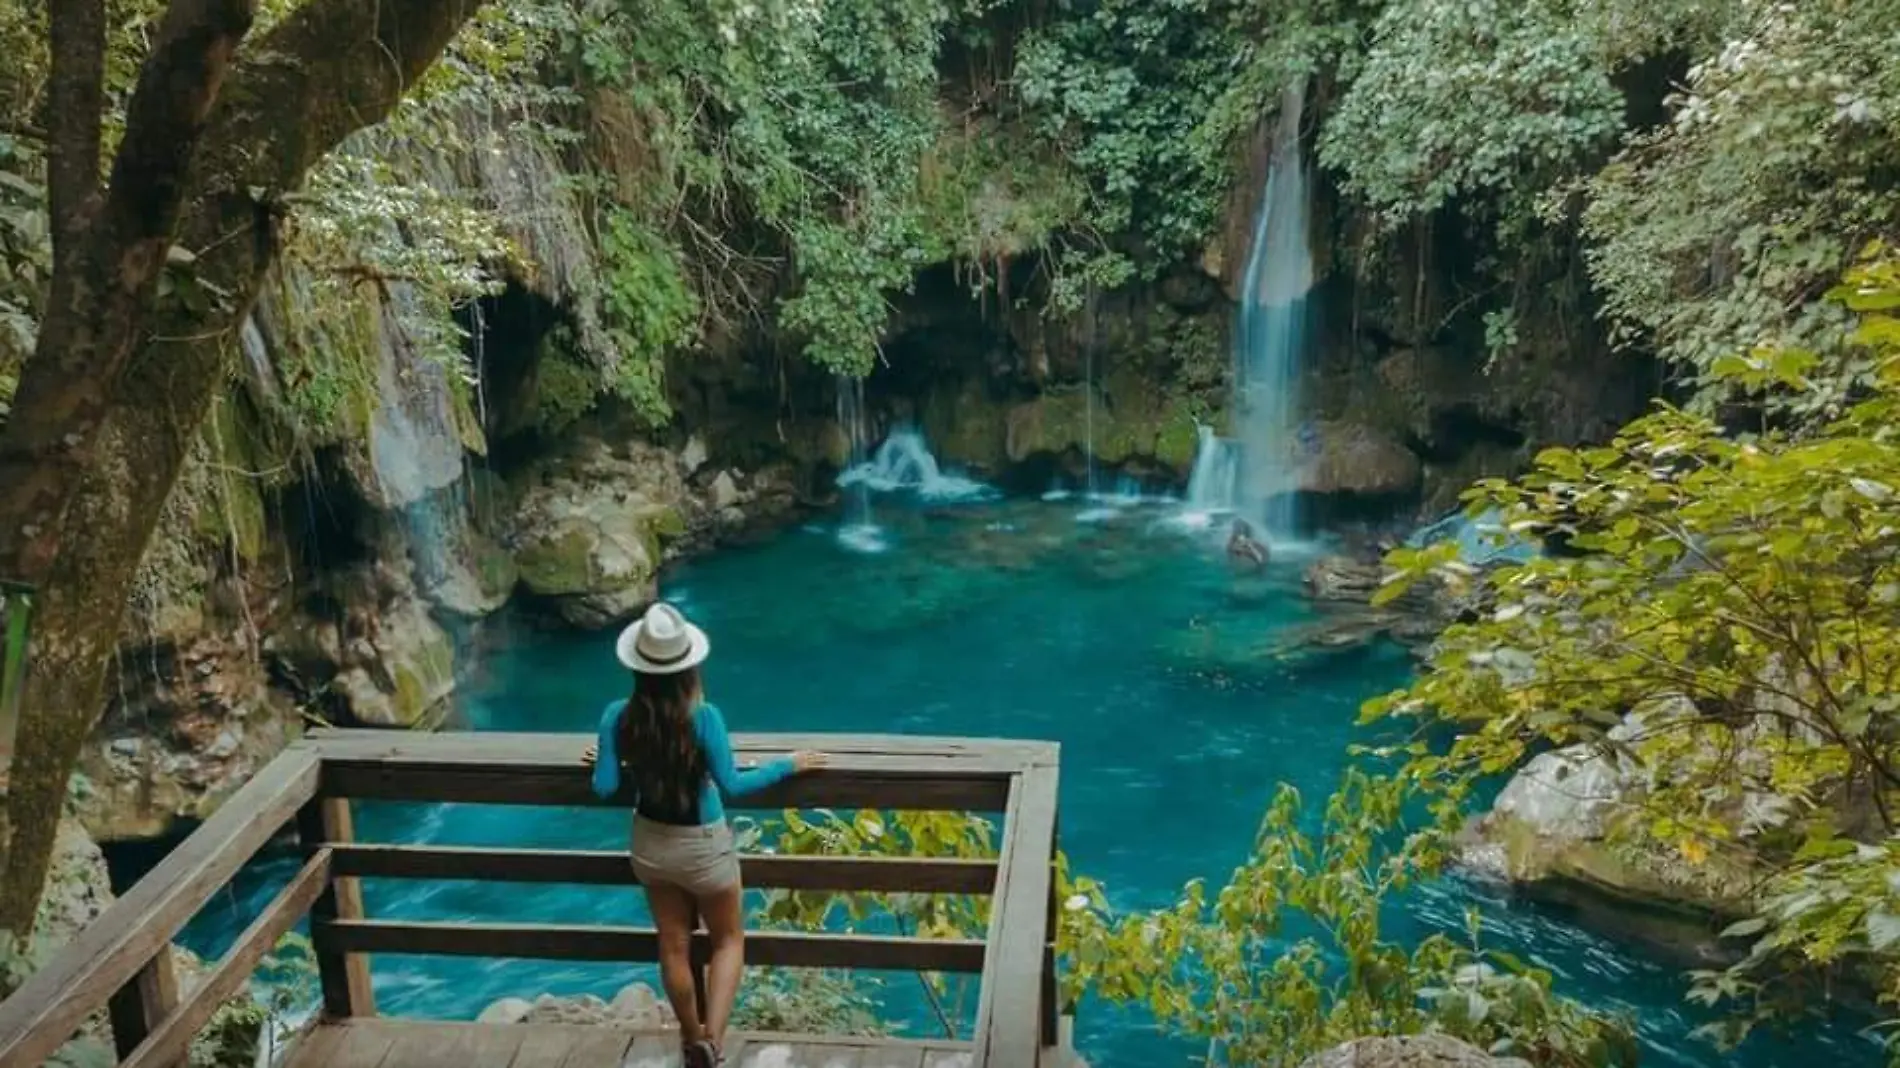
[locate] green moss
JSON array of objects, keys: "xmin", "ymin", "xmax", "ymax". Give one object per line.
[
  {"xmin": 449, "ymin": 375, "xmax": 489, "ymax": 456},
  {"xmin": 921, "ymin": 380, "xmax": 1008, "ymax": 470},
  {"xmin": 515, "ymin": 529, "xmax": 597, "ymax": 595},
  {"xmin": 1153, "ymin": 399, "xmax": 1203, "ymax": 468},
  {"xmin": 195, "ymin": 399, "xmax": 268, "ymax": 562},
  {"xmin": 389, "ymin": 629, "xmax": 455, "ymax": 727},
  {"xmin": 651, "ymin": 506, "xmax": 687, "ymax": 539},
  {"xmin": 533, "ymin": 339, "xmax": 601, "ymax": 436},
  {"xmin": 473, "ymin": 535, "xmax": 520, "ymax": 601},
  {"xmin": 257, "ymin": 266, "xmax": 383, "ymax": 446}
]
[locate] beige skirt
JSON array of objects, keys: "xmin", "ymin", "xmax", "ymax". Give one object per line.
[{"xmin": 630, "ymin": 815, "xmax": 741, "ymax": 896}]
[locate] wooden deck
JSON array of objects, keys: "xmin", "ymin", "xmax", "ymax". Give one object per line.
[
  {"xmin": 286, "ymin": 1019, "xmax": 974, "ymax": 1068},
  {"xmin": 0, "ymin": 730, "xmax": 1067, "ymax": 1068}
]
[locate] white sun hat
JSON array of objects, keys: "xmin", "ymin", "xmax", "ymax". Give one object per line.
[{"xmin": 616, "ymin": 602, "xmax": 710, "ymax": 674}]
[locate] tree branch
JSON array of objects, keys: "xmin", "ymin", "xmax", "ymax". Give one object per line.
[
  {"xmin": 0, "ymin": 0, "xmax": 485, "ymax": 934},
  {"xmin": 0, "ymin": 0, "xmax": 255, "ymax": 584},
  {"xmin": 103, "ymin": 0, "xmax": 257, "ymax": 257},
  {"xmin": 45, "ymin": 0, "xmax": 106, "ymax": 255},
  {"xmin": 0, "ymin": 118, "xmax": 48, "ymax": 144}
]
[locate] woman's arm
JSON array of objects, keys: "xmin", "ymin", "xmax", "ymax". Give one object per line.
[
  {"xmin": 591, "ymin": 701, "xmax": 631, "ymax": 800},
  {"xmin": 697, "ymin": 704, "xmax": 797, "ymax": 798}
]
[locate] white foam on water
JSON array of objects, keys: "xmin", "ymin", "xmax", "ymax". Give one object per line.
[
  {"xmin": 836, "ymin": 523, "xmax": 890, "ymax": 555},
  {"xmin": 836, "ymin": 427, "xmax": 998, "ymax": 503}
]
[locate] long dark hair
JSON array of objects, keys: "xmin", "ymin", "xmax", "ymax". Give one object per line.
[{"xmin": 616, "ymin": 666, "xmax": 706, "ymax": 821}]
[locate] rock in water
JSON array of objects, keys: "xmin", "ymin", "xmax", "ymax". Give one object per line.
[
  {"xmin": 1300, "ymin": 1034, "xmax": 1529, "ymax": 1068},
  {"xmin": 476, "ymin": 997, "xmax": 533, "ymax": 1025},
  {"xmin": 504, "ymin": 440, "xmax": 689, "ymax": 628},
  {"xmin": 1465, "ymin": 699, "xmax": 1761, "ymax": 919}
]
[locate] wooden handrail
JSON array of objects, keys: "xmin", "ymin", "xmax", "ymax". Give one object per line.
[
  {"xmin": 0, "ymin": 732, "xmax": 1065, "ymax": 1068},
  {"xmin": 307, "ymin": 729, "xmax": 1024, "ymax": 812},
  {"xmin": 972, "ymin": 756, "xmax": 1061, "ymax": 1068},
  {"xmin": 327, "ymin": 843, "xmax": 1000, "ymax": 893},
  {"xmin": 119, "ymin": 851, "xmax": 333, "ymax": 1068},
  {"xmin": 0, "ymin": 749, "xmax": 320, "ymax": 1068},
  {"xmin": 316, "ymin": 920, "xmax": 990, "ymax": 973}
]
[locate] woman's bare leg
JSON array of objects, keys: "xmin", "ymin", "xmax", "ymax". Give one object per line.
[
  {"xmin": 643, "ymin": 881, "xmax": 706, "ymax": 1045},
  {"xmin": 696, "ymin": 882, "xmax": 746, "ymax": 1051}
]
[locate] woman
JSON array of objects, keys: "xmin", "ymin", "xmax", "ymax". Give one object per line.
[{"xmin": 584, "ymin": 602, "xmax": 824, "ymax": 1068}]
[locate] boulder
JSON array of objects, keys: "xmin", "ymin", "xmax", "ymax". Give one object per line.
[
  {"xmin": 476, "ymin": 998, "xmax": 534, "ymax": 1025},
  {"xmin": 1465, "ymin": 703, "xmax": 1760, "ymax": 917},
  {"xmin": 328, "ymin": 594, "xmax": 456, "ymax": 728},
  {"xmin": 479, "ymin": 983, "xmax": 676, "ymax": 1029},
  {"xmin": 1300, "ymin": 1034, "xmax": 1529, "ymax": 1068},
  {"xmin": 1299, "ymin": 421, "xmax": 1423, "ymax": 499},
  {"xmin": 505, "ymin": 439, "xmax": 690, "ymax": 628}
]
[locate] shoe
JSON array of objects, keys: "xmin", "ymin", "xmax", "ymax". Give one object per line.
[{"xmin": 682, "ymin": 1039, "xmax": 719, "ymax": 1068}]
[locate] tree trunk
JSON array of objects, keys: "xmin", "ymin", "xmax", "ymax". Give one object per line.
[
  {"xmin": 0, "ymin": 0, "xmax": 482, "ymax": 936},
  {"xmin": 0, "ymin": 0, "xmax": 256, "ymax": 583}
]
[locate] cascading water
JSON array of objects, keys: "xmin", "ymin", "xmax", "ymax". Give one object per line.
[
  {"xmin": 838, "ymin": 428, "xmax": 995, "ymax": 502},
  {"xmin": 836, "ymin": 376, "xmax": 873, "ymax": 523},
  {"xmin": 1233, "ymin": 83, "xmax": 1313, "ymax": 539},
  {"xmin": 1083, "ymin": 283, "xmax": 1100, "ymax": 499},
  {"xmin": 1185, "ymin": 83, "xmax": 1313, "ymax": 539},
  {"xmin": 1184, "ymin": 425, "xmax": 1241, "ymax": 518},
  {"xmin": 834, "ymin": 376, "xmax": 882, "ymax": 553}
]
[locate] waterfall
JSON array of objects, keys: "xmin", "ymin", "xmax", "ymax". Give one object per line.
[
  {"xmin": 836, "ymin": 376, "xmax": 873, "ymax": 529},
  {"xmin": 1231, "ymin": 83, "xmax": 1313, "ymax": 541},
  {"xmin": 1184, "ymin": 425, "xmax": 1241, "ymax": 514},
  {"xmin": 834, "ymin": 376, "xmax": 883, "ymax": 553},
  {"xmin": 1083, "ymin": 284, "xmax": 1099, "ymax": 499},
  {"xmin": 838, "ymin": 428, "xmax": 995, "ymax": 503}
]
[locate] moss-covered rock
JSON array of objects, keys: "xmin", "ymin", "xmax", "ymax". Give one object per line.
[
  {"xmin": 1298, "ymin": 420, "xmax": 1422, "ymax": 498},
  {"xmin": 1464, "ymin": 715, "xmax": 1761, "ymax": 921},
  {"xmin": 332, "ymin": 594, "xmax": 457, "ymax": 728},
  {"xmin": 504, "ymin": 439, "xmax": 690, "ymax": 627}
]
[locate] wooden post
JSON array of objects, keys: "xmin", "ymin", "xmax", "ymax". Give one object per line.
[
  {"xmin": 1040, "ymin": 810, "xmax": 1060, "ymax": 1053},
  {"xmin": 107, "ymin": 945, "xmax": 179, "ymax": 1062},
  {"xmin": 298, "ymin": 795, "xmax": 376, "ymax": 1018}
]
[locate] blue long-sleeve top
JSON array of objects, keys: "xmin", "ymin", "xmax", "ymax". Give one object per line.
[{"xmin": 591, "ymin": 700, "xmax": 796, "ymax": 825}]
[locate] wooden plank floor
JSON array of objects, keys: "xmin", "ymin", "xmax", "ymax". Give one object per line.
[{"xmin": 283, "ymin": 1019, "xmax": 975, "ymax": 1068}]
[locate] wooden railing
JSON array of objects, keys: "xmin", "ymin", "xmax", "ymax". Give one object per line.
[{"xmin": 0, "ymin": 730, "xmax": 1063, "ymax": 1068}]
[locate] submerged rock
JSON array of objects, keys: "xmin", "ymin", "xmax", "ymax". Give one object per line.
[{"xmin": 1300, "ymin": 1034, "xmax": 1529, "ymax": 1068}]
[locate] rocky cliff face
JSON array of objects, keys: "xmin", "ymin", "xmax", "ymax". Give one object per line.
[
  {"xmin": 840, "ymin": 129, "xmax": 1652, "ymax": 516},
  {"xmin": 73, "ymin": 90, "xmax": 1654, "ymax": 850}
]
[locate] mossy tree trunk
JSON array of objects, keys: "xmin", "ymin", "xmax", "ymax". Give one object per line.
[{"xmin": 0, "ymin": 0, "xmax": 482, "ymax": 940}]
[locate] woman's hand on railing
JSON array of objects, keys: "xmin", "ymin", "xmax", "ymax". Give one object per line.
[
  {"xmin": 791, "ymin": 750, "xmax": 828, "ymax": 773},
  {"xmin": 581, "ymin": 743, "xmax": 598, "ymax": 767}
]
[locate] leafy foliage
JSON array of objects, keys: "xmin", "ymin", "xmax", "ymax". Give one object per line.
[
  {"xmin": 1062, "ymin": 770, "xmax": 1636, "ymax": 1067},
  {"xmin": 1370, "ymin": 249, "xmax": 1900, "ymax": 1045},
  {"xmin": 743, "ymin": 807, "xmax": 995, "ymax": 1036},
  {"xmin": 1321, "ymin": 0, "xmax": 1624, "ymax": 230},
  {"xmin": 1580, "ymin": 1, "xmax": 1900, "ymax": 414},
  {"xmin": 595, "ymin": 207, "xmax": 695, "ymax": 424}
]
